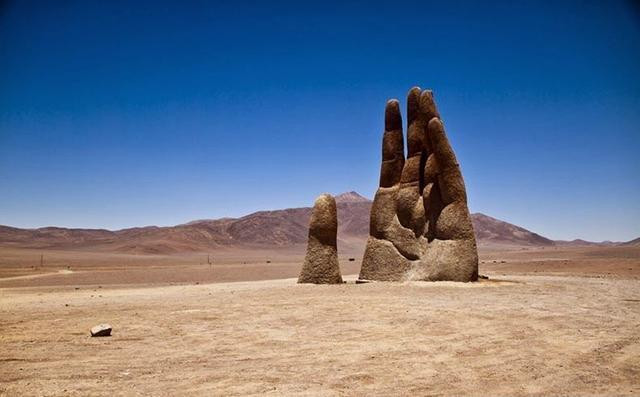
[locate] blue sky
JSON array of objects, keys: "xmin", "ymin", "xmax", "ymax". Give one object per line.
[{"xmin": 1, "ymin": 1, "xmax": 639, "ymax": 241}]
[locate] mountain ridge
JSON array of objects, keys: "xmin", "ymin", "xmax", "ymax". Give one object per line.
[
  {"xmin": 1, "ymin": 192, "xmax": 633, "ymax": 254},
  {"xmin": 334, "ymin": 191, "xmax": 370, "ymax": 203}
]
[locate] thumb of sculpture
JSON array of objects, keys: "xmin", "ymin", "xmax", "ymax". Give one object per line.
[{"xmin": 298, "ymin": 194, "xmax": 343, "ymax": 284}]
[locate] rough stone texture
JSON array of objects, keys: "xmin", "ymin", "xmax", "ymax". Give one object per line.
[
  {"xmin": 360, "ymin": 88, "xmax": 478, "ymax": 282},
  {"xmin": 298, "ymin": 194, "xmax": 343, "ymax": 284},
  {"xmin": 90, "ymin": 323, "xmax": 112, "ymax": 337}
]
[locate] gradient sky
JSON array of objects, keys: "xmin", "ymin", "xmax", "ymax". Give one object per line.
[{"xmin": 1, "ymin": 1, "xmax": 639, "ymax": 241}]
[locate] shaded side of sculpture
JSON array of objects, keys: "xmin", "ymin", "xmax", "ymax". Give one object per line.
[
  {"xmin": 298, "ymin": 194, "xmax": 343, "ymax": 284},
  {"xmin": 359, "ymin": 87, "xmax": 478, "ymax": 282}
]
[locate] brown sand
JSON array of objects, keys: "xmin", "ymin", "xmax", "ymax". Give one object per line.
[
  {"xmin": 0, "ymin": 246, "xmax": 638, "ymax": 289},
  {"xmin": 1, "ymin": 246, "xmax": 639, "ymax": 395}
]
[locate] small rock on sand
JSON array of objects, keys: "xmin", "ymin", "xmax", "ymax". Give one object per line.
[{"xmin": 90, "ymin": 324, "xmax": 112, "ymax": 337}]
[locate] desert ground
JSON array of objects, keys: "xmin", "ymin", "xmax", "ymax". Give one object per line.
[{"xmin": 1, "ymin": 245, "xmax": 639, "ymax": 396}]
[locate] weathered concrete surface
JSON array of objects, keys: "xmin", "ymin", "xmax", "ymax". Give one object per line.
[
  {"xmin": 360, "ymin": 88, "xmax": 478, "ymax": 282},
  {"xmin": 298, "ymin": 194, "xmax": 343, "ymax": 284}
]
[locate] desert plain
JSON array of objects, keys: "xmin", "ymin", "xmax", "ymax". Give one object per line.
[{"xmin": 1, "ymin": 244, "xmax": 639, "ymax": 396}]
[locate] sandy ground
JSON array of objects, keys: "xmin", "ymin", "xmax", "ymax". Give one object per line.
[
  {"xmin": 1, "ymin": 246, "xmax": 639, "ymax": 395},
  {"xmin": 0, "ymin": 246, "xmax": 638, "ymax": 288}
]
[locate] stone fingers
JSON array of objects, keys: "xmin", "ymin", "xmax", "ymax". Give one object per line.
[
  {"xmin": 298, "ymin": 194, "xmax": 342, "ymax": 284},
  {"xmin": 379, "ymin": 100, "xmax": 405, "ymax": 188},
  {"xmin": 428, "ymin": 118, "xmax": 467, "ymax": 205}
]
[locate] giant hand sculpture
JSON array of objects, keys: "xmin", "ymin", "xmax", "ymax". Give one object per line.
[{"xmin": 359, "ymin": 87, "xmax": 478, "ymax": 282}]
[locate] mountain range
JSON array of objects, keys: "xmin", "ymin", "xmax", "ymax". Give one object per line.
[{"xmin": 0, "ymin": 192, "xmax": 635, "ymax": 254}]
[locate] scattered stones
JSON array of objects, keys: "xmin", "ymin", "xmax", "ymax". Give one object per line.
[
  {"xmin": 298, "ymin": 194, "xmax": 343, "ymax": 284},
  {"xmin": 359, "ymin": 88, "xmax": 479, "ymax": 282},
  {"xmin": 90, "ymin": 324, "xmax": 112, "ymax": 337}
]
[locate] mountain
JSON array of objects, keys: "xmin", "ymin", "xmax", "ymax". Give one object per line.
[
  {"xmin": 620, "ymin": 237, "xmax": 640, "ymax": 247},
  {"xmin": 0, "ymin": 198, "xmax": 371, "ymax": 254},
  {"xmin": 470, "ymin": 213, "xmax": 555, "ymax": 247},
  {"xmin": 334, "ymin": 191, "xmax": 370, "ymax": 203},
  {"xmin": 0, "ymin": 192, "xmax": 567, "ymax": 254},
  {"xmin": 554, "ymin": 239, "xmax": 619, "ymax": 247}
]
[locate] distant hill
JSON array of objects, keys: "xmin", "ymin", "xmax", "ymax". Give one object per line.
[
  {"xmin": 334, "ymin": 191, "xmax": 370, "ymax": 203},
  {"xmin": 620, "ymin": 237, "xmax": 640, "ymax": 247},
  {"xmin": 2, "ymin": 191, "xmax": 619, "ymax": 254},
  {"xmin": 554, "ymin": 239, "xmax": 618, "ymax": 247},
  {"xmin": 470, "ymin": 213, "xmax": 555, "ymax": 247},
  {"xmin": 0, "ymin": 198, "xmax": 371, "ymax": 254}
]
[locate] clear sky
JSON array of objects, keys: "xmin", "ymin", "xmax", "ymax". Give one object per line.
[{"xmin": 1, "ymin": 1, "xmax": 639, "ymax": 241}]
